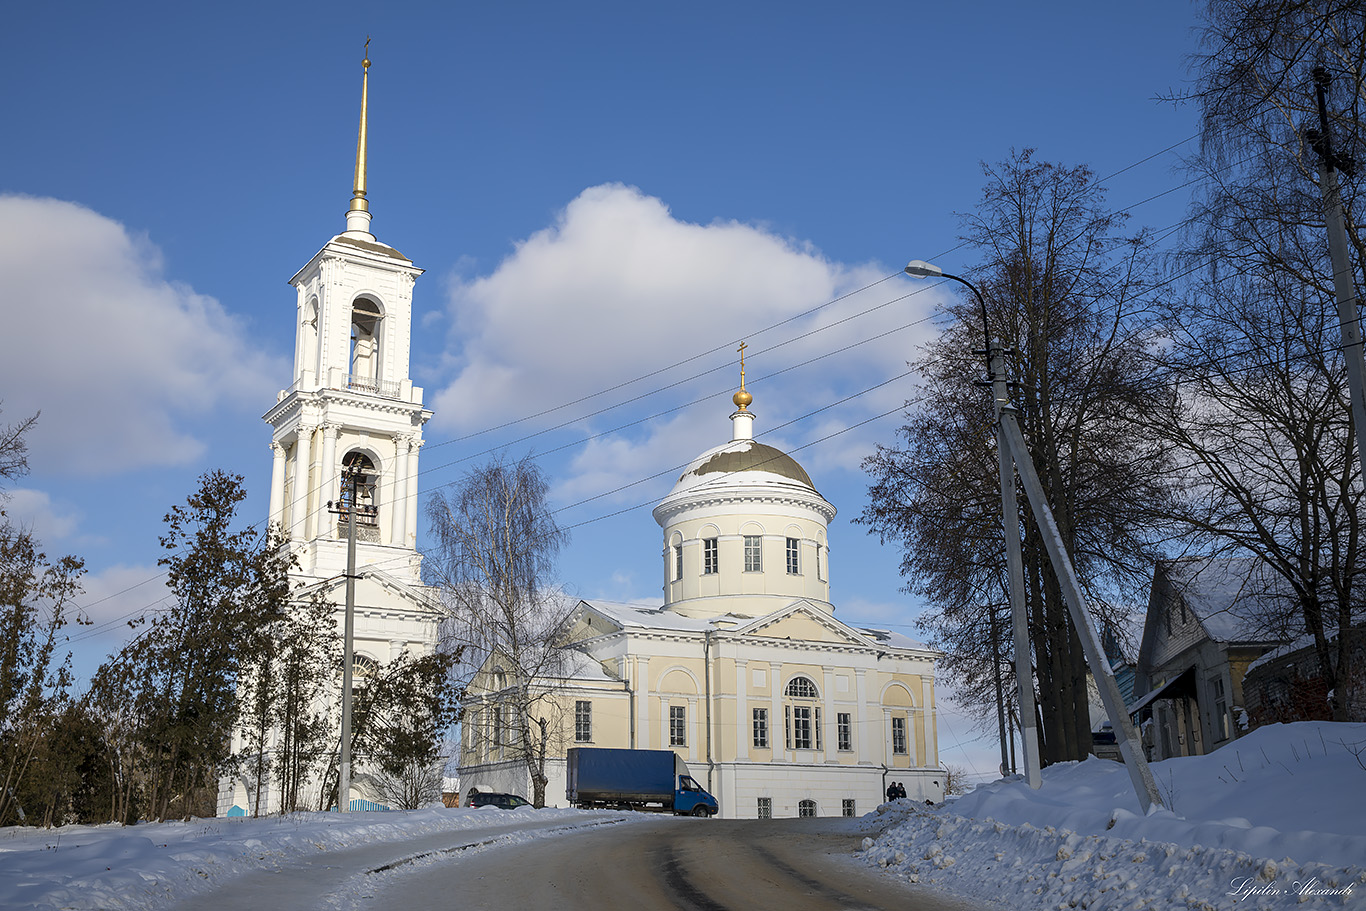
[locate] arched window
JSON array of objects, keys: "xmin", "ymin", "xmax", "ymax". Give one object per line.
[
  {"xmin": 338, "ymin": 452, "xmax": 378, "ymax": 540},
  {"xmin": 349, "ymin": 297, "xmax": 383, "ymax": 389},
  {"xmin": 798, "ymin": 799, "xmax": 817, "ymax": 818},
  {"xmin": 784, "ymin": 676, "xmax": 821, "ymax": 751}
]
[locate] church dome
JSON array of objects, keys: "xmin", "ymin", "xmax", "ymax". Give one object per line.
[{"xmin": 667, "ymin": 438, "xmax": 818, "ymax": 499}]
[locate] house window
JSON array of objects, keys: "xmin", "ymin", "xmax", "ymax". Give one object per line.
[
  {"xmin": 1210, "ymin": 676, "xmax": 1229, "ymax": 741},
  {"xmin": 842, "ymin": 799, "xmax": 856, "ymax": 818},
  {"xmin": 493, "ymin": 702, "xmax": 503, "ymax": 748},
  {"xmin": 575, "ymin": 700, "xmax": 592, "ymax": 743},
  {"xmin": 757, "ymin": 797, "xmax": 772, "ymax": 819},
  {"xmin": 788, "ymin": 706, "xmax": 813, "ymax": 750},
  {"xmin": 753, "ymin": 708, "xmax": 769, "ymax": 748},
  {"xmin": 891, "ymin": 716, "xmax": 907, "ymax": 755},
  {"xmin": 816, "ymin": 545, "xmax": 824, "ymax": 581},
  {"xmin": 783, "ymin": 676, "xmax": 821, "ymax": 751},
  {"xmin": 703, "ymin": 537, "xmax": 718, "ymax": 574},
  {"xmin": 670, "ymin": 705, "xmax": 687, "ymax": 746},
  {"xmin": 798, "ymin": 799, "xmax": 817, "ymax": 818},
  {"xmin": 744, "ymin": 535, "xmax": 763, "ymax": 572},
  {"xmin": 837, "ymin": 712, "xmax": 852, "ymax": 751},
  {"xmin": 786, "ymin": 537, "xmax": 800, "ymax": 575},
  {"xmin": 673, "ymin": 543, "xmax": 683, "ymax": 581}
]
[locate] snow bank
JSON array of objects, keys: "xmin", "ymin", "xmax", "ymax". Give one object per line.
[
  {"xmin": 0, "ymin": 805, "xmax": 628, "ymax": 911},
  {"xmin": 859, "ymin": 722, "xmax": 1366, "ymax": 909}
]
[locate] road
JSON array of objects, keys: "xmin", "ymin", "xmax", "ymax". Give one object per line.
[{"xmin": 357, "ymin": 815, "xmax": 984, "ymax": 911}]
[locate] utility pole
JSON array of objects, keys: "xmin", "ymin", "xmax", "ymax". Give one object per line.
[
  {"xmin": 904, "ymin": 260, "xmax": 1161, "ymax": 811},
  {"xmin": 330, "ymin": 461, "xmax": 362, "ymax": 812},
  {"xmin": 991, "ymin": 346, "xmax": 1043, "ymax": 790},
  {"xmin": 1306, "ymin": 65, "xmax": 1366, "ymax": 480},
  {"xmin": 988, "ymin": 603, "xmax": 1010, "ymax": 778}
]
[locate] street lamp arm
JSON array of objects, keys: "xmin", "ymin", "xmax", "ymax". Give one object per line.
[{"xmin": 904, "ymin": 260, "xmax": 992, "ymax": 376}]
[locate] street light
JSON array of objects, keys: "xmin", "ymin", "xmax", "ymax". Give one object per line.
[
  {"xmin": 904, "ymin": 258, "xmax": 1040, "ymax": 789},
  {"xmin": 904, "ymin": 260, "xmax": 993, "ymax": 382}
]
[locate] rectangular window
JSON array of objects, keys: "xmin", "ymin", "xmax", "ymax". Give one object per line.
[
  {"xmin": 493, "ymin": 703, "xmax": 503, "ymax": 748},
  {"xmin": 842, "ymin": 799, "xmax": 856, "ymax": 818},
  {"xmin": 744, "ymin": 535, "xmax": 762, "ymax": 572},
  {"xmin": 784, "ymin": 705, "xmax": 792, "ymax": 750},
  {"xmin": 753, "ymin": 707, "xmax": 769, "ymax": 748},
  {"xmin": 792, "ymin": 706, "xmax": 812, "ymax": 750},
  {"xmin": 815, "ymin": 706, "xmax": 822, "ymax": 751},
  {"xmin": 575, "ymin": 700, "xmax": 592, "ymax": 743},
  {"xmin": 757, "ymin": 797, "xmax": 772, "ymax": 819},
  {"xmin": 837, "ymin": 712, "xmax": 852, "ymax": 751},
  {"xmin": 816, "ymin": 545, "xmax": 823, "ymax": 581},
  {"xmin": 703, "ymin": 537, "xmax": 718, "ymax": 574},
  {"xmin": 892, "ymin": 716, "xmax": 907, "ymax": 755},
  {"xmin": 786, "ymin": 537, "xmax": 800, "ymax": 574},
  {"xmin": 674, "ymin": 544, "xmax": 683, "ymax": 581},
  {"xmin": 1211, "ymin": 676, "xmax": 1229, "ymax": 741},
  {"xmin": 670, "ymin": 705, "xmax": 687, "ymax": 746}
]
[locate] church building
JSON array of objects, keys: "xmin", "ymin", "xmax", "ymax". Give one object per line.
[
  {"xmin": 220, "ymin": 51, "xmax": 442, "ymax": 815},
  {"xmin": 459, "ymin": 366, "xmax": 944, "ymax": 818}
]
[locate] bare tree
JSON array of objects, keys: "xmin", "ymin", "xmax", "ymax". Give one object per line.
[
  {"xmin": 425, "ymin": 454, "xmax": 573, "ymax": 807},
  {"xmin": 1147, "ymin": 0, "xmax": 1366, "ymax": 719},
  {"xmin": 862, "ymin": 151, "xmax": 1173, "ymax": 763}
]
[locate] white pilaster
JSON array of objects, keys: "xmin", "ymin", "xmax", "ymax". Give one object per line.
[
  {"xmin": 770, "ymin": 661, "xmax": 783, "ymax": 761},
  {"xmin": 405, "ymin": 438, "xmax": 422, "ymax": 547},
  {"xmin": 636, "ymin": 657, "xmax": 650, "ymax": 749},
  {"xmin": 390, "ymin": 435, "xmax": 409, "ymax": 547},
  {"xmin": 291, "ymin": 427, "xmax": 313, "ymax": 542},
  {"xmin": 269, "ymin": 442, "xmax": 286, "ymax": 531},
  {"xmin": 855, "ymin": 668, "xmax": 871, "ymax": 763},
  {"xmin": 735, "ymin": 660, "xmax": 749, "ymax": 760},
  {"xmin": 318, "ymin": 424, "xmax": 339, "ymax": 539},
  {"xmin": 822, "ymin": 666, "xmax": 836, "ymax": 761}
]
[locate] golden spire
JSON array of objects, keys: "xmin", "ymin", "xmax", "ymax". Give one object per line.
[
  {"xmin": 346, "ymin": 39, "xmax": 372, "ymax": 230},
  {"xmin": 732, "ymin": 341, "xmax": 753, "ymax": 411}
]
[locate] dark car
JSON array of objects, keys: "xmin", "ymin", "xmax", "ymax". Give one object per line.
[{"xmin": 465, "ymin": 792, "xmax": 532, "ymax": 809}]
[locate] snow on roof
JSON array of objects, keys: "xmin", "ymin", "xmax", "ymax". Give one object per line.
[
  {"xmin": 855, "ymin": 626, "xmax": 928, "ymax": 651},
  {"xmin": 579, "ymin": 598, "xmax": 711, "ymax": 632},
  {"xmin": 1163, "ymin": 557, "xmax": 1287, "ymax": 643}
]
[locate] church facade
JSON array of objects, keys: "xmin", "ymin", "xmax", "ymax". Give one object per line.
[
  {"xmin": 459, "ymin": 380, "xmax": 944, "ymax": 818},
  {"xmin": 219, "ymin": 53, "xmax": 442, "ymax": 816}
]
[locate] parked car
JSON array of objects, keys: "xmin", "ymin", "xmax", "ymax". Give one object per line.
[{"xmin": 465, "ymin": 791, "xmax": 532, "ymax": 809}]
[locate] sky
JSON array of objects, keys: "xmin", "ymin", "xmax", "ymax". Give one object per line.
[{"xmin": 3, "ymin": 0, "xmax": 1206, "ymax": 779}]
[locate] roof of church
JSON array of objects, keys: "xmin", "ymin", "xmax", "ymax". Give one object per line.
[
  {"xmin": 332, "ymin": 233, "xmax": 411, "ymax": 262},
  {"xmin": 577, "ymin": 598, "xmax": 930, "ymax": 651},
  {"xmin": 668, "ymin": 438, "xmax": 819, "ymax": 498}
]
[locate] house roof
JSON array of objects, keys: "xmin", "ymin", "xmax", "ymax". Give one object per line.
[{"xmin": 1161, "ymin": 557, "xmax": 1286, "ymax": 644}]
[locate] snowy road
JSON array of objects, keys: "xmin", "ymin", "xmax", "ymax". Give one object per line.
[{"xmin": 359, "ymin": 816, "xmax": 984, "ymax": 911}]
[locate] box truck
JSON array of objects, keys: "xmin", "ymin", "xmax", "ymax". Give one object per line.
[{"xmin": 566, "ymin": 747, "xmax": 718, "ymax": 817}]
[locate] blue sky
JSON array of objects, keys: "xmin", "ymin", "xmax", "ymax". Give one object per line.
[{"xmin": 4, "ymin": 1, "xmax": 1204, "ymax": 778}]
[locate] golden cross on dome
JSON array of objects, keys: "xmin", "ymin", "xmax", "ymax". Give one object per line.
[{"xmin": 732, "ymin": 341, "xmax": 753, "ymax": 412}]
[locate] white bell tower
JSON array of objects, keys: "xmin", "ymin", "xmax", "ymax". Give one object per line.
[{"xmin": 262, "ymin": 49, "xmax": 432, "ymax": 587}]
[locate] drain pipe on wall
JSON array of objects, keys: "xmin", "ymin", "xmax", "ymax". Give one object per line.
[{"xmin": 704, "ymin": 629, "xmax": 714, "ymax": 795}]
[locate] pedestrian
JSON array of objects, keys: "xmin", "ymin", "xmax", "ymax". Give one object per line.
[
  {"xmin": 885, "ymin": 781, "xmax": 897, "ymax": 803},
  {"xmin": 894, "ymin": 781, "xmax": 907, "ymax": 800}
]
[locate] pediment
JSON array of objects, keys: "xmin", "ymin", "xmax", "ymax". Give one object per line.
[
  {"xmin": 562, "ymin": 600, "xmax": 626, "ymax": 644},
  {"xmin": 737, "ymin": 602, "xmax": 870, "ymax": 647}
]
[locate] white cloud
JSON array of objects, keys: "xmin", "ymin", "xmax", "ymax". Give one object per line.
[
  {"xmin": 433, "ymin": 184, "xmax": 945, "ymax": 506},
  {"xmin": 0, "ymin": 195, "xmax": 284, "ymax": 477},
  {"xmin": 3, "ymin": 487, "xmax": 80, "ymax": 542}
]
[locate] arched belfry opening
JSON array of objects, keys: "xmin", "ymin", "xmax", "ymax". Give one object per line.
[
  {"xmin": 349, "ymin": 298, "xmax": 383, "ymax": 391},
  {"xmin": 338, "ymin": 451, "xmax": 380, "ymax": 542}
]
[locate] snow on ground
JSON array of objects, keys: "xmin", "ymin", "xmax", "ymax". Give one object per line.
[
  {"xmin": 858, "ymin": 721, "xmax": 1366, "ymax": 910},
  {"xmin": 0, "ymin": 804, "xmax": 636, "ymax": 911}
]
